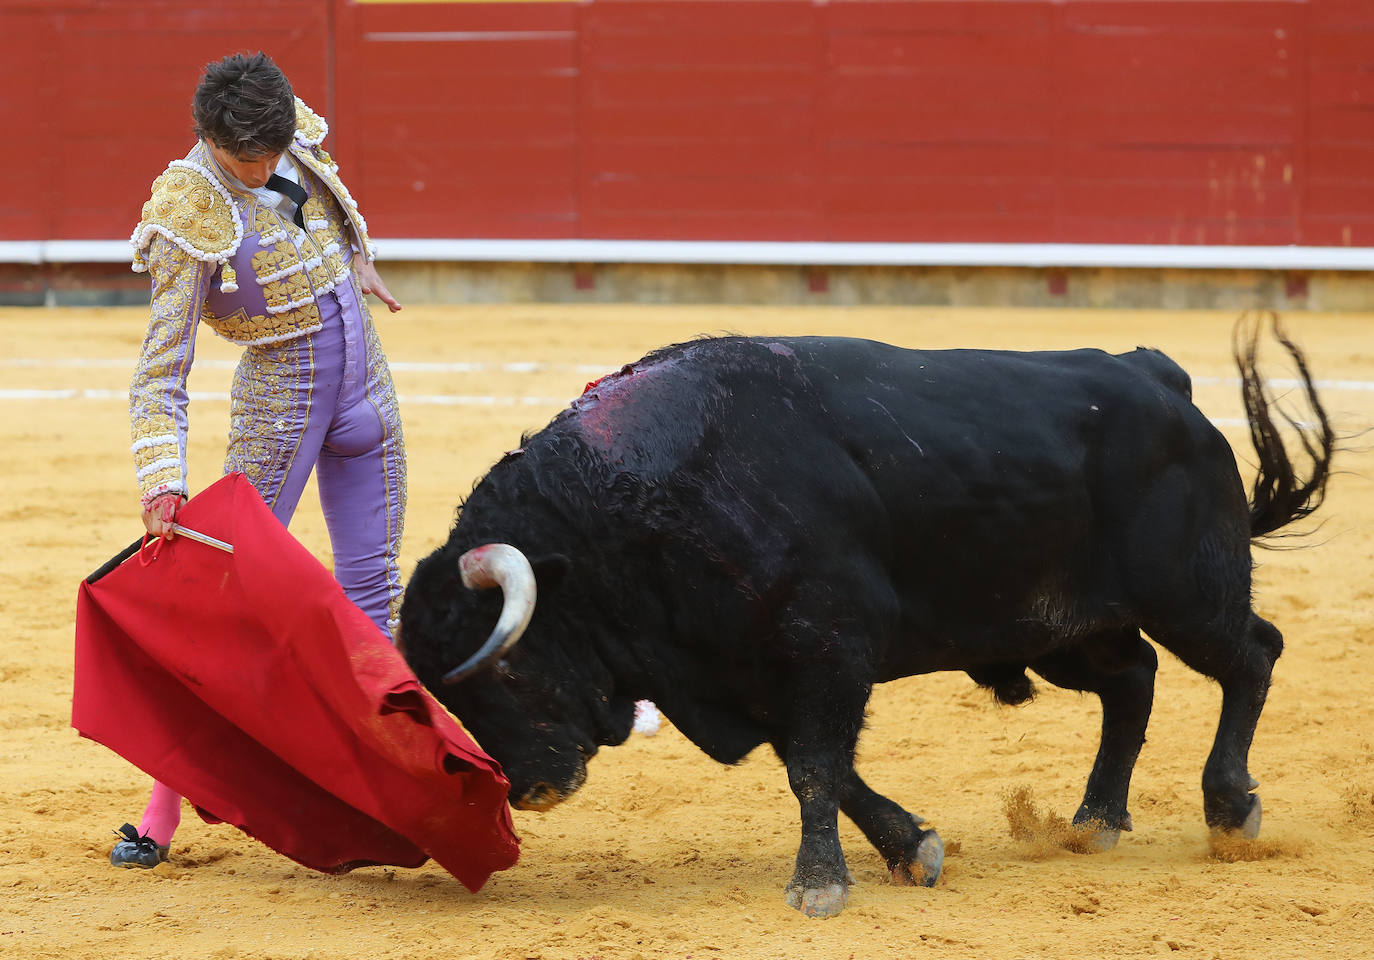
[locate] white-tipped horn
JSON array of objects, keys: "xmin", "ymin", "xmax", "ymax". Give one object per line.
[{"xmin": 441, "ymin": 543, "xmax": 537, "ymax": 684}]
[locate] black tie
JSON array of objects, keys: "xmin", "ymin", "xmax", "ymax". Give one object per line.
[{"xmin": 265, "ymin": 173, "xmax": 308, "ymax": 228}]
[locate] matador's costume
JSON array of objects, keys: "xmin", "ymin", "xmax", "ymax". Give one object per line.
[{"xmin": 127, "ymin": 98, "xmax": 405, "ymax": 640}]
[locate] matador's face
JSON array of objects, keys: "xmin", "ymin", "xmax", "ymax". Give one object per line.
[{"xmin": 205, "ymin": 141, "xmax": 283, "ymax": 190}]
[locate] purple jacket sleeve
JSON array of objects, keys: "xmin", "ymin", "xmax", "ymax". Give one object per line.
[{"xmin": 129, "ymin": 235, "xmax": 207, "ymax": 506}]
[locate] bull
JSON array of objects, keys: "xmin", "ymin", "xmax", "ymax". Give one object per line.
[{"xmin": 400, "ymin": 313, "xmax": 1332, "ymax": 917}]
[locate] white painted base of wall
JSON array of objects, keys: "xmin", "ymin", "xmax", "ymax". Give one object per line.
[{"xmin": 4, "ymin": 239, "xmax": 1374, "ymax": 271}]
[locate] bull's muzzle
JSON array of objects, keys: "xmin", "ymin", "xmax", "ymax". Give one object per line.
[{"xmin": 514, "ymin": 783, "xmax": 567, "ymax": 812}]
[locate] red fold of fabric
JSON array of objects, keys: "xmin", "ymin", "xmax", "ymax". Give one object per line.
[{"xmin": 72, "ymin": 472, "xmax": 519, "ymax": 890}]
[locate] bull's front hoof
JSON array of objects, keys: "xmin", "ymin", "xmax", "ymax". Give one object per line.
[
  {"xmin": 891, "ymin": 829, "xmax": 944, "ymax": 887},
  {"xmin": 784, "ymin": 881, "xmax": 849, "ymax": 918}
]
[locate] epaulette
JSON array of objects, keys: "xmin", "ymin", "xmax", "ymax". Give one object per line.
[
  {"xmin": 293, "ymin": 97, "xmax": 329, "ymax": 148},
  {"xmin": 129, "ymin": 160, "xmax": 244, "ymax": 291}
]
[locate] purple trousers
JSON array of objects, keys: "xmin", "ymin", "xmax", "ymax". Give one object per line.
[
  {"xmin": 223, "ymin": 271, "xmax": 406, "ymax": 639},
  {"xmin": 131, "ymin": 272, "xmax": 407, "ymax": 848}
]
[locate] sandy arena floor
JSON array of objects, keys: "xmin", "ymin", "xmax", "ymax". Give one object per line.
[{"xmin": 3, "ymin": 302, "xmax": 1373, "ymax": 960}]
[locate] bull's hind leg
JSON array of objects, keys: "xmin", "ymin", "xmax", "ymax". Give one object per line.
[
  {"xmin": 1199, "ymin": 613, "xmax": 1280, "ymax": 835},
  {"xmin": 1122, "ymin": 458, "xmax": 1280, "ymax": 837},
  {"xmin": 839, "ymin": 770, "xmax": 944, "ymax": 886},
  {"xmin": 1031, "ymin": 629, "xmax": 1158, "ymax": 851},
  {"xmin": 1148, "ymin": 610, "xmax": 1281, "ymax": 837}
]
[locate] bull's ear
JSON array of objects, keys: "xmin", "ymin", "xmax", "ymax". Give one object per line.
[{"xmin": 529, "ymin": 553, "xmax": 571, "ymax": 596}]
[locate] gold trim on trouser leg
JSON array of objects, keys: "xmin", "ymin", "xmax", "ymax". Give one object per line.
[
  {"xmin": 224, "ymin": 335, "xmax": 314, "ymax": 510},
  {"xmin": 355, "ymin": 274, "xmax": 407, "ymax": 638}
]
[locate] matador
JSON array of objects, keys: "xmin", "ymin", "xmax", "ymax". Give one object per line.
[{"xmin": 112, "ymin": 52, "xmax": 406, "ymax": 869}]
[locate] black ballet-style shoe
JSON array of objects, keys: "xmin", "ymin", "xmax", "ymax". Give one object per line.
[{"xmin": 109, "ymin": 823, "xmax": 170, "ymax": 868}]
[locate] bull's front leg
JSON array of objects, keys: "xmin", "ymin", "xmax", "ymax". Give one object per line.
[
  {"xmin": 775, "ymin": 664, "xmax": 872, "ymax": 918},
  {"xmin": 781, "ymin": 745, "xmax": 852, "ymax": 917}
]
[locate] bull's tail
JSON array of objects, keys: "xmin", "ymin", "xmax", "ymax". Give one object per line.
[{"xmin": 1234, "ymin": 311, "xmax": 1335, "ymax": 540}]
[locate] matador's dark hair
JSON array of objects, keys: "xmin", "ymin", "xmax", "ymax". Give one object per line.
[{"xmin": 192, "ymin": 52, "xmax": 296, "ymax": 157}]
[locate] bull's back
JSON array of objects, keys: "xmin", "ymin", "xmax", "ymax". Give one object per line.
[
  {"xmin": 562, "ymin": 334, "xmax": 1214, "ymax": 523},
  {"xmin": 553, "ymin": 335, "xmax": 1229, "ymax": 633}
]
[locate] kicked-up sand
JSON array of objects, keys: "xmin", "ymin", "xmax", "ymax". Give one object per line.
[{"xmin": 3, "ymin": 303, "xmax": 1373, "ymax": 959}]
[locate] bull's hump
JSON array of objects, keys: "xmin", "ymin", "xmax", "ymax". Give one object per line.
[
  {"xmin": 564, "ymin": 338, "xmax": 803, "ymax": 473},
  {"xmin": 567, "ymin": 350, "xmax": 709, "ymax": 470}
]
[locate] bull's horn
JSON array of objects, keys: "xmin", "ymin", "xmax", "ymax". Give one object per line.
[{"xmin": 441, "ymin": 543, "xmax": 536, "ymax": 684}]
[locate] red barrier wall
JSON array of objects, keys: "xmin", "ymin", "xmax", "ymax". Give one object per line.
[
  {"xmin": 0, "ymin": 0, "xmax": 331, "ymax": 242},
  {"xmin": 4, "ymin": 0, "xmax": 1372, "ymax": 247}
]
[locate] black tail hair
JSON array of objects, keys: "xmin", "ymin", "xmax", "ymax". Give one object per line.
[{"xmin": 1234, "ymin": 310, "xmax": 1334, "ymax": 539}]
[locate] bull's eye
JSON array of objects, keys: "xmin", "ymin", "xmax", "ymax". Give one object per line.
[{"xmin": 495, "ymin": 658, "xmax": 514, "ymax": 679}]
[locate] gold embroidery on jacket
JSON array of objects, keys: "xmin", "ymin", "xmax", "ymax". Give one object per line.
[
  {"xmin": 133, "ymin": 106, "xmax": 368, "ymax": 351},
  {"xmin": 247, "ymin": 182, "xmax": 351, "ymax": 321},
  {"xmin": 294, "ymin": 147, "xmax": 374, "ymax": 259},
  {"xmin": 205, "ymin": 300, "xmax": 323, "ymax": 346},
  {"xmin": 294, "ymin": 98, "xmax": 328, "ymax": 147},
  {"xmin": 135, "ymin": 166, "xmax": 238, "ymax": 260},
  {"xmin": 251, "ymin": 206, "xmax": 282, "ymax": 240},
  {"xmin": 130, "ymin": 238, "xmax": 205, "ymax": 501},
  {"xmin": 264, "ymin": 271, "xmax": 314, "ymax": 312},
  {"xmin": 252, "ymin": 238, "xmax": 301, "ymax": 276},
  {"xmin": 302, "ymin": 196, "xmax": 328, "ymax": 226}
]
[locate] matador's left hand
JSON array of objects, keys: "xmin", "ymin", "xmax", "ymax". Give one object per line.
[{"xmin": 357, "ymin": 259, "xmax": 402, "ymax": 313}]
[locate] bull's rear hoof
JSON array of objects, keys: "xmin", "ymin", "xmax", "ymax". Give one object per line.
[
  {"xmin": 1207, "ymin": 793, "xmax": 1262, "ymax": 840},
  {"xmin": 1075, "ymin": 826, "xmax": 1121, "ymax": 854},
  {"xmin": 784, "ymin": 881, "xmax": 849, "ymax": 918},
  {"xmin": 1068, "ymin": 809, "xmax": 1132, "ymax": 854},
  {"xmin": 1240, "ymin": 795, "xmax": 1262, "ymax": 839},
  {"xmin": 891, "ymin": 829, "xmax": 944, "ymax": 887}
]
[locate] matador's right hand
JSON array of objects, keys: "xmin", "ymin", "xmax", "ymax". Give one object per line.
[{"xmin": 141, "ymin": 493, "xmax": 186, "ymax": 540}]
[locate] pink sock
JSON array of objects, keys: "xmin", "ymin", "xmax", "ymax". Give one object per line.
[{"xmin": 137, "ymin": 781, "xmax": 182, "ymax": 847}]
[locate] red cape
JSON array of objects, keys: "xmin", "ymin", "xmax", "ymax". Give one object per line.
[{"xmin": 72, "ymin": 473, "xmax": 519, "ymax": 890}]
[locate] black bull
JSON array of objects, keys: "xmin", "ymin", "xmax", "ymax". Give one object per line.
[{"xmin": 400, "ymin": 316, "xmax": 1332, "ymax": 918}]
